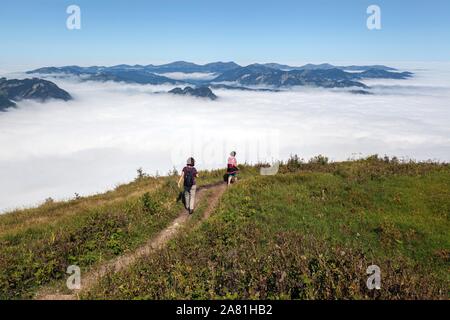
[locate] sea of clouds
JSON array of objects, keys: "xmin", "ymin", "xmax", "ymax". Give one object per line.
[
  {"xmin": 155, "ymin": 72, "xmax": 218, "ymax": 81},
  {"xmin": 0, "ymin": 62, "xmax": 449, "ymax": 212}
]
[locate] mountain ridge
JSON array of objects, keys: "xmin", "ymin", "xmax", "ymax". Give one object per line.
[
  {"xmin": 28, "ymin": 61, "xmax": 400, "ymax": 75},
  {"xmin": 25, "ymin": 61, "xmax": 413, "ymax": 92},
  {"xmin": 0, "ymin": 78, "xmax": 72, "ymax": 111}
]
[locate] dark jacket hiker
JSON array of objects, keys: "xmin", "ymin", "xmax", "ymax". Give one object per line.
[{"xmin": 178, "ymin": 157, "xmax": 198, "ymax": 214}]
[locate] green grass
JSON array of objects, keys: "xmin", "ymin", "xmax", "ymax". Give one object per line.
[
  {"xmin": 0, "ymin": 167, "xmax": 241, "ymax": 299},
  {"xmin": 83, "ymin": 157, "xmax": 449, "ymax": 300},
  {"xmin": 1, "ymin": 157, "xmax": 449, "ymax": 300}
]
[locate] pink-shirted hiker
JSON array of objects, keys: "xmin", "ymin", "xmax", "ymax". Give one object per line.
[{"xmin": 226, "ymin": 151, "xmax": 238, "ymax": 186}]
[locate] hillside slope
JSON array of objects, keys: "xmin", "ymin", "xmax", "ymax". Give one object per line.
[{"xmin": 0, "ymin": 157, "xmax": 448, "ymax": 300}]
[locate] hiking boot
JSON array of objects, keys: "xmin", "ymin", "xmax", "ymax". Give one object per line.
[{"xmin": 189, "ymin": 209, "xmax": 194, "ymax": 215}]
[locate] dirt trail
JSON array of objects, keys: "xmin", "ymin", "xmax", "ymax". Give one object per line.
[{"xmin": 35, "ymin": 182, "xmax": 227, "ymax": 300}]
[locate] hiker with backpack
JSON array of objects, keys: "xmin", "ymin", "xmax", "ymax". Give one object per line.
[
  {"xmin": 178, "ymin": 157, "xmax": 198, "ymax": 214},
  {"xmin": 226, "ymin": 151, "xmax": 239, "ymax": 186}
]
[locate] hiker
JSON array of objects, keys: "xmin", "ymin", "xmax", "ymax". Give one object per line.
[
  {"xmin": 226, "ymin": 151, "xmax": 239, "ymax": 186},
  {"xmin": 178, "ymin": 157, "xmax": 198, "ymax": 214}
]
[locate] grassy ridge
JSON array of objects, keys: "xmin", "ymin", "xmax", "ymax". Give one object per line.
[
  {"xmin": 0, "ymin": 165, "xmax": 258, "ymax": 299},
  {"xmin": 0, "ymin": 158, "xmax": 448, "ymax": 299},
  {"xmin": 83, "ymin": 157, "xmax": 449, "ymax": 299},
  {"xmin": 0, "ymin": 175, "xmax": 180, "ymax": 299}
]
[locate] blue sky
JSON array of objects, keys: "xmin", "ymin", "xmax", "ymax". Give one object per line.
[{"xmin": 1, "ymin": 0, "xmax": 449, "ymax": 70}]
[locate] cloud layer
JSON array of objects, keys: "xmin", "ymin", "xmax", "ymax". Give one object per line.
[
  {"xmin": 155, "ymin": 72, "xmax": 218, "ymax": 81},
  {"xmin": 1, "ymin": 63, "xmax": 449, "ymax": 212}
]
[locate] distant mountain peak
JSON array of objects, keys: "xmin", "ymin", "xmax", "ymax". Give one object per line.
[
  {"xmin": 169, "ymin": 86, "xmax": 217, "ymax": 100},
  {"xmin": 164, "ymin": 61, "xmax": 199, "ymax": 67},
  {"xmin": 0, "ymin": 77, "xmax": 72, "ymax": 111}
]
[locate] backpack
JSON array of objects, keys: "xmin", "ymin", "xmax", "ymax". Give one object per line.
[{"xmin": 184, "ymin": 167, "xmax": 195, "ymax": 191}]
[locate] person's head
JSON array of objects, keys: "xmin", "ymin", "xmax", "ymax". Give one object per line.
[
  {"xmin": 187, "ymin": 157, "xmax": 195, "ymax": 166},
  {"xmin": 230, "ymin": 151, "xmax": 236, "ymax": 157}
]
